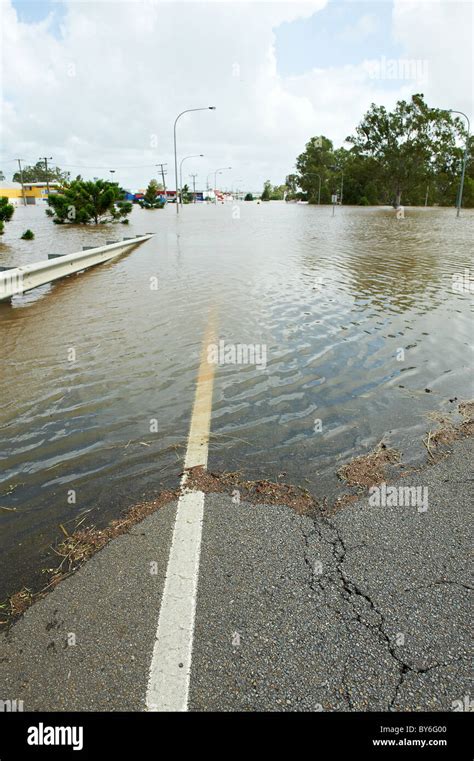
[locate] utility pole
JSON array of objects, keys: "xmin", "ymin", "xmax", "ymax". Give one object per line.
[
  {"xmin": 190, "ymin": 173, "xmax": 198, "ymax": 203},
  {"xmin": 16, "ymin": 158, "xmax": 27, "ymax": 206},
  {"xmin": 156, "ymin": 163, "xmax": 167, "ymax": 200},
  {"xmin": 179, "ymin": 155, "xmax": 204, "ymax": 207},
  {"xmin": 40, "ymin": 156, "xmax": 53, "ymax": 196}
]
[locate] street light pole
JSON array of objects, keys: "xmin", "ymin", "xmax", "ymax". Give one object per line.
[
  {"xmin": 173, "ymin": 106, "xmax": 216, "ymax": 214},
  {"xmin": 449, "ymin": 109, "xmax": 470, "ymax": 218},
  {"xmin": 179, "ymin": 154, "xmax": 204, "ymax": 206},
  {"xmin": 214, "ymin": 166, "xmax": 232, "ymax": 203}
]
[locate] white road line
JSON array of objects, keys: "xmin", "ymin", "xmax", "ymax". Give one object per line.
[{"xmin": 146, "ymin": 317, "xmax": 216, "ymax": 712}]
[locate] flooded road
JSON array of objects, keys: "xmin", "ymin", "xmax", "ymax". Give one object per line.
[{"xmin": 0, "ymin": 202, "xmax": 473, "ymax": 599}]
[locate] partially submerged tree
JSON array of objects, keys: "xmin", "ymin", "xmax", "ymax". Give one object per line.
[
  {"xmin": 46, "ymin": 179, "xmax": 132, "ymax": 224},
  {"xmin": 296, "ymin": 136, "xmax": 336, "ymax": 204},
  {"xmin": 347, "ymin": 93, "xmax": 463, "ymax": 207},
  {"xmin": 261, "ymin": 180, "xmax": 271, "ymax": 201},
  {"xmin": 0, "ymin": 196, "xmax": 14, "ymax": 234},
  {"xmin": 181, "ymin": 183, "xmax": 193, "ymax": 204},
  {"xmin": 139, "ymin": 179, "xmax": 165, "ymax": 209}
]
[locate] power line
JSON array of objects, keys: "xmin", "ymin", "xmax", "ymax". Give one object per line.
[{"xmin": 1, "ymin": 159, "xmax": 167, "ymax": 170}]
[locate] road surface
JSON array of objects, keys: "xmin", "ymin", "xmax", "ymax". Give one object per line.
[{"xmin": 0, "ymin": 435, "xmax": 471, "ymax": 712}]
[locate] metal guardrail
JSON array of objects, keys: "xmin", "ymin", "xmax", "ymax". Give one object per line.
[{"xmin": 0, "ymin": 234, "xmax": 154, "ymax": 301}]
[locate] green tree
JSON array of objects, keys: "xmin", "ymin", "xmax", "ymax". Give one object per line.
[
  {"xmin": 296, "ymin": 136, "xmax": 336, "ymax": 203},
  {"xmin": 46, "ymin": 179, "xmax": 132, "ymax": 224},
  {"xmin": 347, "ymin": 93, "xmax": 463, "ymax": 207},
  {"xmin": 269, "ymin": 184, "xmax": 286, "ymax": 200},
  {"xmin": 244, "ymin": 192, "xmax": 254, "ymax": 201},
  {"xmin": 261, "ymin": 180, "xmax": 272, "ymax": 201},
  {"xmin": 0, "ymin": 196, "xmax": 14, "ymax": 234},
  {"xmin": 13, "ymin": 161, "xmax": 70, "ymax": 185},
  {"xmin": 284, "ymin": 174, "xmax": 299, "ymax": 200},
  {"xmin": 140, "ymin": 179, "xmax": 165, "ymax": 209},
  {"xmin": 181, "ymin": 184, "xmax": 192, "ymax": 204}
]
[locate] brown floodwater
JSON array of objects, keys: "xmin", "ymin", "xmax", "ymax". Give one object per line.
[{"xmin": 0, "ymin": 202, "xmax": 473, "ymax": 598}]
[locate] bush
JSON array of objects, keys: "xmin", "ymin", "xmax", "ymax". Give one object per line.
[
  {"xmin": 21, "ymin": 229, "xmax": 35, "ymax": 240},
  {"xmin": 139, "ymin": 180, "xmax": 165, "ymax": 209},
  {"xmin": 244, "ymin": 193, "xmax": 254, "ymax": 201},
  {"xmin": 46, "ymin": 179, "xmax": 133, "ymax": 225},
  {"xmin": 0, "ymin": 196, "xmax": 14, "ymax": 234}
]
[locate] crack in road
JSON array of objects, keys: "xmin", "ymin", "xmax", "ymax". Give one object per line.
[{"xmin": 298, "ymin": 513, "xmax": 462, "ymax": 710}]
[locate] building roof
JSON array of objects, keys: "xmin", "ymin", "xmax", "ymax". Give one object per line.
[
  {"xmin": 23, "ymin": 182, "xmax": 60, "ymax": 187},
  {"xmin": 0, "ymin": 181, "xmax": 23, "ymax": 189}
]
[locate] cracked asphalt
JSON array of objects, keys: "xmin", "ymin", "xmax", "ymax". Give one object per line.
[{"xmin": 0, "ymin": 436, "xmax": 471, "ymax": 711}]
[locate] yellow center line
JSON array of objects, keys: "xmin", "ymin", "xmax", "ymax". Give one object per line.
[
  {"xmin": 146, "ymin": 309, "xmax": 218, "ymax": 712},
  {"xmin": 183, "ymin": 312, "xmax": 217, "ymax": 474}
]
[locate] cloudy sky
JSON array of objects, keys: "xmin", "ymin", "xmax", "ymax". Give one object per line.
[{"xmin": 1, "ymin": 0, "xmax": 472, "ymax": 192}]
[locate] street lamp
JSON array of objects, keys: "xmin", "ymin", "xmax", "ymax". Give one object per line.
[
  {"xmin": 173, "ymin": 106, "xmax": 216, "ymax": 214},
  {"xmin": 214, "ymin": 166, "xmax": 232, "ymax": 202},
  {"xmin": 449, "ymin": 109, "xmax": 470, "ymax": 218},
  {"xmin": 179, "ymin": 154, "xmax": 204, "ymax": 206},
  {"xmin": 109, "ymin": 170, "xmax": 116, "ymax": 183}
]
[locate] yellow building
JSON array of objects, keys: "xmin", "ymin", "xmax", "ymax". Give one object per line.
[{"xmin": 0, "ymin": 181, "xmax": 60, "ymax": 205}]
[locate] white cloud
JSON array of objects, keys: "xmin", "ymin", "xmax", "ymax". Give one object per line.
[
  {"xmin": 338, "ymin": 12, "xmax": 378, "ymax": 43},
  {"xmin": 0, "ymin": 0, "xmax": 471, "ymax": 190}
]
